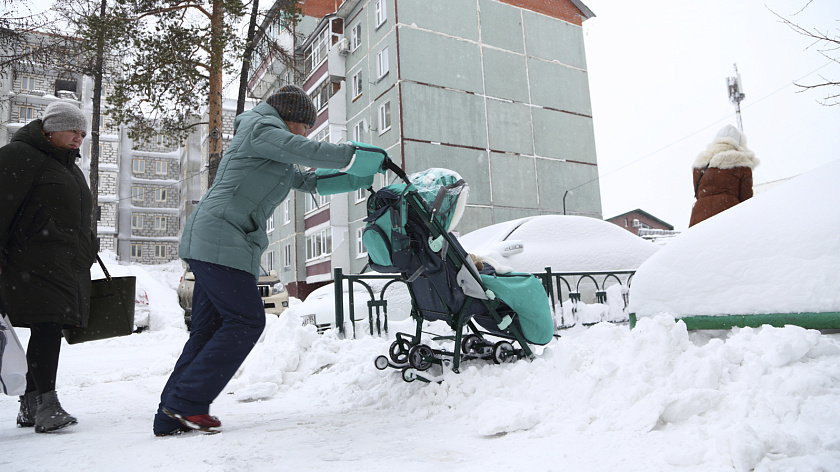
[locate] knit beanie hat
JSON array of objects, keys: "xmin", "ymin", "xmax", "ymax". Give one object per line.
[
  {"xmin": 267, "ymin": 85, "xmax": 316, "ymax": 128},
  {"xmin": 42, "ymin": 101, "xmax": 87, "ymax": 133}
]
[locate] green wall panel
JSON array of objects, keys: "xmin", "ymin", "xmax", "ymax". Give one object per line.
[
  {"xmin": 522, "ymin": 10, "xmax": 587, "ymax": 69},
  {"xmin": 397, "ymin": 0, "xmax": 479, "ymax": 40},
  {"xmin": 403, "ymin": 141, "xmax": 491, "ymax": 205},
  {"xmin": 493, "ymin": 206, "xmax": 539, "ymax": 225},
  {"xmin": 535, "ymin": 159, "xmax": 602, "ymax": 216},
  {"xmin": 458, "ymin": 206, "xmax": 494, "ymax": 236},
  {"xmin": 532, "ymin": 107, "xmax": 596, "ymax": 163},
  {"xmin": 477, "ymin": 0, "xmax": 524, "ymax": 53},
  {"xmin": 399, "ymin": 28, "xmax": 484, "ymax": 93},
  {"xmin": 486, "ymin": 100, "xmax": 534, "ymax": 154},
  {"xmin": 528, "ymin": 58, "xmax": 592, "ymax": 115},
  {"xmin": 482, "ymin": 47, "xmax": 529, "ymax": 102},
  {"xmin": 401, "ymin": 82, "xmax": 488, "ymax": 148},
  {"xmin": 490, "ymin": 152, "xmax": 538, "ymax": 208}
]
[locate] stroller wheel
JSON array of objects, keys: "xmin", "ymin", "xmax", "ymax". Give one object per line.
[
  {"xmin": 461, "ymin": 334, "xmax": 482, "ymax": 354},
  {"xmin": 408, "ymin": 344, "xmax": 434, "ymax": 371},
  {"xmin": 374, "ymin": 355, "xmax": 390, "ymax": 370},
  {"xmin": 492, "ymin": 341, "xmax": 516, "ymax": 364},
  {"xmin": 401, "ymin": 367, "xmax": 416, "ymax": 383},
  {"xmin": 389, "ymin": 340, "xmax": 410, "ymax": 364}
]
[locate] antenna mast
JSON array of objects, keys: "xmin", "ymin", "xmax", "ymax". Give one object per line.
[{"xmin": 726, "ymin": 63, "xmax": 746, "ymax": 132}]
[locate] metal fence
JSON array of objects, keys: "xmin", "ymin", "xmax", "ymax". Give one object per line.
[{"xmin": 333, "ymin": 267, "xmax": 637, "ymax": 338}]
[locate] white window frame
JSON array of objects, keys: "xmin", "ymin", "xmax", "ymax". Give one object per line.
[
  {"xmin": 377, "ymin": 47, "xmax": 389, "ymax": 80},
  {"xmin": 356, "ymin": 227, "xmax": 367, "ymax": 258},
  {"xmin": 156, "ymin": 135, "xmax": 167, "ymax": 147},
  {"xmin": 283, "ymin": 200, "xmax": 291, "ymax": 224},
  {"xmin": 154, "ymin": 244, "xmax": 166, "ymax": 258},
  {"xmin": 378, "ymin": 101, "xmax": 391, "ymax": 134},
  {"xmin": 131, "ymin": 186, "xmax": 144, "ymax": 201},
  {"xmin": 155, "ymin": 160, "xmax": 168, "ymax": 175},
  {"xmin": 130, "ymin": 244, "xmax": 142, "ymax": 258},
  {"xmin": 154, "ymin": 216, "xmax": 167, "ymax": 231},
  {"xmin": 353, "ymin": 121, "xmax": 364, "ymax": 142},
  {"xmin": 155, "ymin": 188, "xmax": 167, "ymax": 202},
  {"xmin": 355, "ymin": 187, "xmax": 367, "ymax": 204},
  {"xmin": 265, "ymin": 250, "xmax": 275, "ymax": 272},
  {"xmin": 132, "ymin": 159, "xmax": 145, "ymax": 173},
  {"xmin": 19, "ymin": 106, "xmax": 35, "ymax": 122},
  {"xmin": 305, "ymin": 193, "xmax": 331, "ymax": 214},
  {"xmin": 313, "ymin": 126, "xmax": 329, "ymax": 143},
  {"xmin": 266, "ymin": 214, "xmax": 275, "ymax": 233},
  {"xmin": 374, "ymin": 0, "xmax": 386, "ymax": 28},
  {"xmin": 283, "ymin": 243, "xmax": 292, "ymax": 269},
  {"xmin": 351, "ymin": 23, "xmax": 362, "ymax": 51},
  {"xmin": 352, "ymin": 70, "xmax": 363, "ymax": 99},
  {"xmin": 21, "ymin": 75, "xmax": 36, "ymax": 91},
  {"xmin": 305, "ymin": 226, "xmax": 332, "ymax": 262},
  {"xmin": 131, "ymin": 215, "xmax": 143, "ymax": 229}
]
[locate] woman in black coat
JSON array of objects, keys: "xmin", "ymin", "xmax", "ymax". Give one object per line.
[{"xmin": 0, "ymin": 101, "xmax": 96, "ymax": 433}]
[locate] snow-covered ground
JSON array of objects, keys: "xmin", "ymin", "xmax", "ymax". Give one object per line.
[{"xmin": 3, "ymin": 246, "xmax": 840, "ymax": 470}]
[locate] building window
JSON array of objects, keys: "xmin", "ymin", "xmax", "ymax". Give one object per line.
[
  {"xmin": 283, "ymin": 243, "xmax": 292, "ymax": 269},
  {"xmin": 155, "ymin": 161, "xmax": 168, "ymax": 174},
  {"xmin": 305, "ymin": 193, "xmax": 331, "ymax": 214},
  {"xmin": 155, "ymin": 188, "xmax": 167, "ymax": 202},
  {"xmin": 156, "ymin": 135, "xmax": 168, "ymax": 147},
  {"xmin": 132, "ymin": 159, "xmax": 145, "ymax": 174},
  {"xmin": 21, "ymin": 76, "xmax": 36, "ymax": 91},
  {"xmin": 351, "ymin": 23, "xmax": 362, "ymax": 51},
  {"xmin": 131, "ymin": 244, "xmax": 142, "ymax": 258},
  {"xmin": 353, "ymin": 121, "xmax": 364, "ymax": 142},
  {"xmin": 265, "ymin": 250, "xmax": 275, "ymax": 272},
  {"xmin": 356, "ymin": 227, "xmax": 367, "ymax": 258},
  {"xmin": 310, "ymin": 79, "xmax": 333, "ymax": 111},
  {"xmin": 266, "ymin": 214, "xmax": 275, "ymax": 233},
  {"xmin": 19, "ymin": 106, "xmax": 35, "ymax": 122},
  {"xmin": 355, "ymin": 187, "xmax": 367, "ymax": 204},
  {"xmin": 374, "ymin": 0, "xmax": 386, "ymax": 28},
  {"xmin": 154, "ymin": 244, "xmax": 166, "ymax": 258},
  {"xmin": 154, "ymin": 216, "xmax": 167, "ymax": 231},
  {"xmin": 131, "ymin": 215, "xmax": 143, "ymax": 229},
  {"xmin": 283, "ymin": 200, "xmax": 290, "ymax": 224},
  {"xmin": 313, "ymin": 126, "xmax": 329, "ymax": 143},
  {"xmin": 306, "ymin": 228, "xmax": 332, "ymax": 261},
  {"xmin": 352, "ymin": 71, "xmax": 363, "ymax": 98},
  {"xmin": 378, "ymin": 101, "xmax": 391, "ymax": 134},
  {"xmin": 377, "ymin": 47, "xmax": 389, "ymax": 79},
  {"xmin": 132, "ymin": 187, "xmax": 144, "ymax": 201},
  {"xmin": 303, "ymin": 28, "xmax": 329, "ymax": 77}
]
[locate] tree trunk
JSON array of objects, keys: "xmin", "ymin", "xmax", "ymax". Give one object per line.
[
  {"xmin": 206, "ymin": 0, "xmax": 225, "ymax": 186},
  {"xmin": 89, "ymin": 0, "xmax": 107, "ymax": 243},
  {"xmin": 236, "ymin": 0, "xmax": 259, "ymax": 116}
]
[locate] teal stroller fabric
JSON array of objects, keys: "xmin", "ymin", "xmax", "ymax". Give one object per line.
[{"xmin": 480, "ymin": 273, "xmax": 554, "ymax": 345}]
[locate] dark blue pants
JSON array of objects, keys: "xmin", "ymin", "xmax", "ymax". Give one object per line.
[{"xmin": 156, "ymin": 259, "xmax": 265, "ymax": 421}]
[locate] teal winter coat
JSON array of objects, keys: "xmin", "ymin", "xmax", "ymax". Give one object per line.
[{"xmin": 180, "ymin": 102, "xmax": 355, "ymax": 278}]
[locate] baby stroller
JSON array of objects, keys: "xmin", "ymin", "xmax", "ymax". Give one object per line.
[{"xmin": 360, "ymin": 156, "xmax": 554, "ymax": 383}]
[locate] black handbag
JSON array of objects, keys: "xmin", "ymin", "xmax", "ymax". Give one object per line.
[{"xmin": 62, "ymin": 255, "xmax": 136, "ymax": 344}]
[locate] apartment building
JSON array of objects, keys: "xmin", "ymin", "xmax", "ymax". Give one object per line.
[
  {"xmin": 0, "ymin": 32, "xmax": 180, "ymax": 264},
  {"xmin": 247, "ymin": 0, "xmax": 601, "ymax": 299}
]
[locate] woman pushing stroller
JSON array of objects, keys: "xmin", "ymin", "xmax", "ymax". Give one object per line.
[{"xmin": 154, "ymin": 85, "xmax": 385, "ymax": 436}]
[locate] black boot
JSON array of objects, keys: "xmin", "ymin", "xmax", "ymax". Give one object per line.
[
  {"xmin": 17, "ymin": 391, "xmax": 38, "ymax": 427},
  {"xmin": 35, "ymin": 391, "xmax": 77, "ymax": 433}
]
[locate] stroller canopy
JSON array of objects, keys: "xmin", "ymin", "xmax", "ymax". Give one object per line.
[{"xmin": 401, "ymin": 168, "xmax": 469, "ymax": 232}]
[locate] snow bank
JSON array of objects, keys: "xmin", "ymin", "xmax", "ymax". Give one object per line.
[{"xmin": 630, "ymin": 159, "xmax": 840, "ymax": 318}]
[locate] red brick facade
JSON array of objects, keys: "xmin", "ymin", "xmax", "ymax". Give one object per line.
[{"xmin": 499, "ymin": 0, "xmax": 588, "ymax": 25}]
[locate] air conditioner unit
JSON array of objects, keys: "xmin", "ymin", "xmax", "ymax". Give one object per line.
[{"xmin": 337, "ymin": 38, "xmax": 350, "ymax": 55}]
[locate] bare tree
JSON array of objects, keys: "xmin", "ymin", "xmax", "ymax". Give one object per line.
[{"xmin": 771, "ymin": 5, "xmax": 840, "ymax": 106}]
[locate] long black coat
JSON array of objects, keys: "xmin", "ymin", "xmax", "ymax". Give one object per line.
[{"xmin": 0, "ymin": 120, "xmax": 96, "ymax": 328}]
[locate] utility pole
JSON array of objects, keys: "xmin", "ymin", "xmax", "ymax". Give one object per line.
[{"xmin": 727, "ymin": 63, "xmax": 746, "ymax": 132}]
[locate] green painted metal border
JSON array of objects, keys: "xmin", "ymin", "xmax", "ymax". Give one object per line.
[{"xmin": 629, "ymin": 312, "xmax": 840, "ymax": 330}]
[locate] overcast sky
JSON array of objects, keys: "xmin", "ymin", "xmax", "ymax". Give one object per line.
[{"xmin": 581, "ymin": 0, "xmax": 839, "ymax": 229}]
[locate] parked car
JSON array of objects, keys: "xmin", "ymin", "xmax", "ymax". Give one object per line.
[
  {"xmin": 296, "ymin": 279, "xmax": 411, "ymax": 334},
  {"xmin": 177, "ymin": 263, "xmax": 289, "ymax": 329}
]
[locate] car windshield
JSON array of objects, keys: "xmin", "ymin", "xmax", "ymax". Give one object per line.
[{"xmin": 260, "ymin": 266, "xmax": 269, "ymax": 277}]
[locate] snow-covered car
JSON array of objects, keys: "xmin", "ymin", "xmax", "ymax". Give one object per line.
[
  {"xmin": 177, "ymin": 263, "xmax": 290, "ymax": 329},
  {"xmin": 133, "ymin": 286, "xmax": 150, "ymax": 332},
  {"xmin": 459, "ymin": 214, "xmax": 660, "ymax": 273},
  {"xmin": 294, "ymin": 279, "xmax": 411, "ymax": 334}
]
